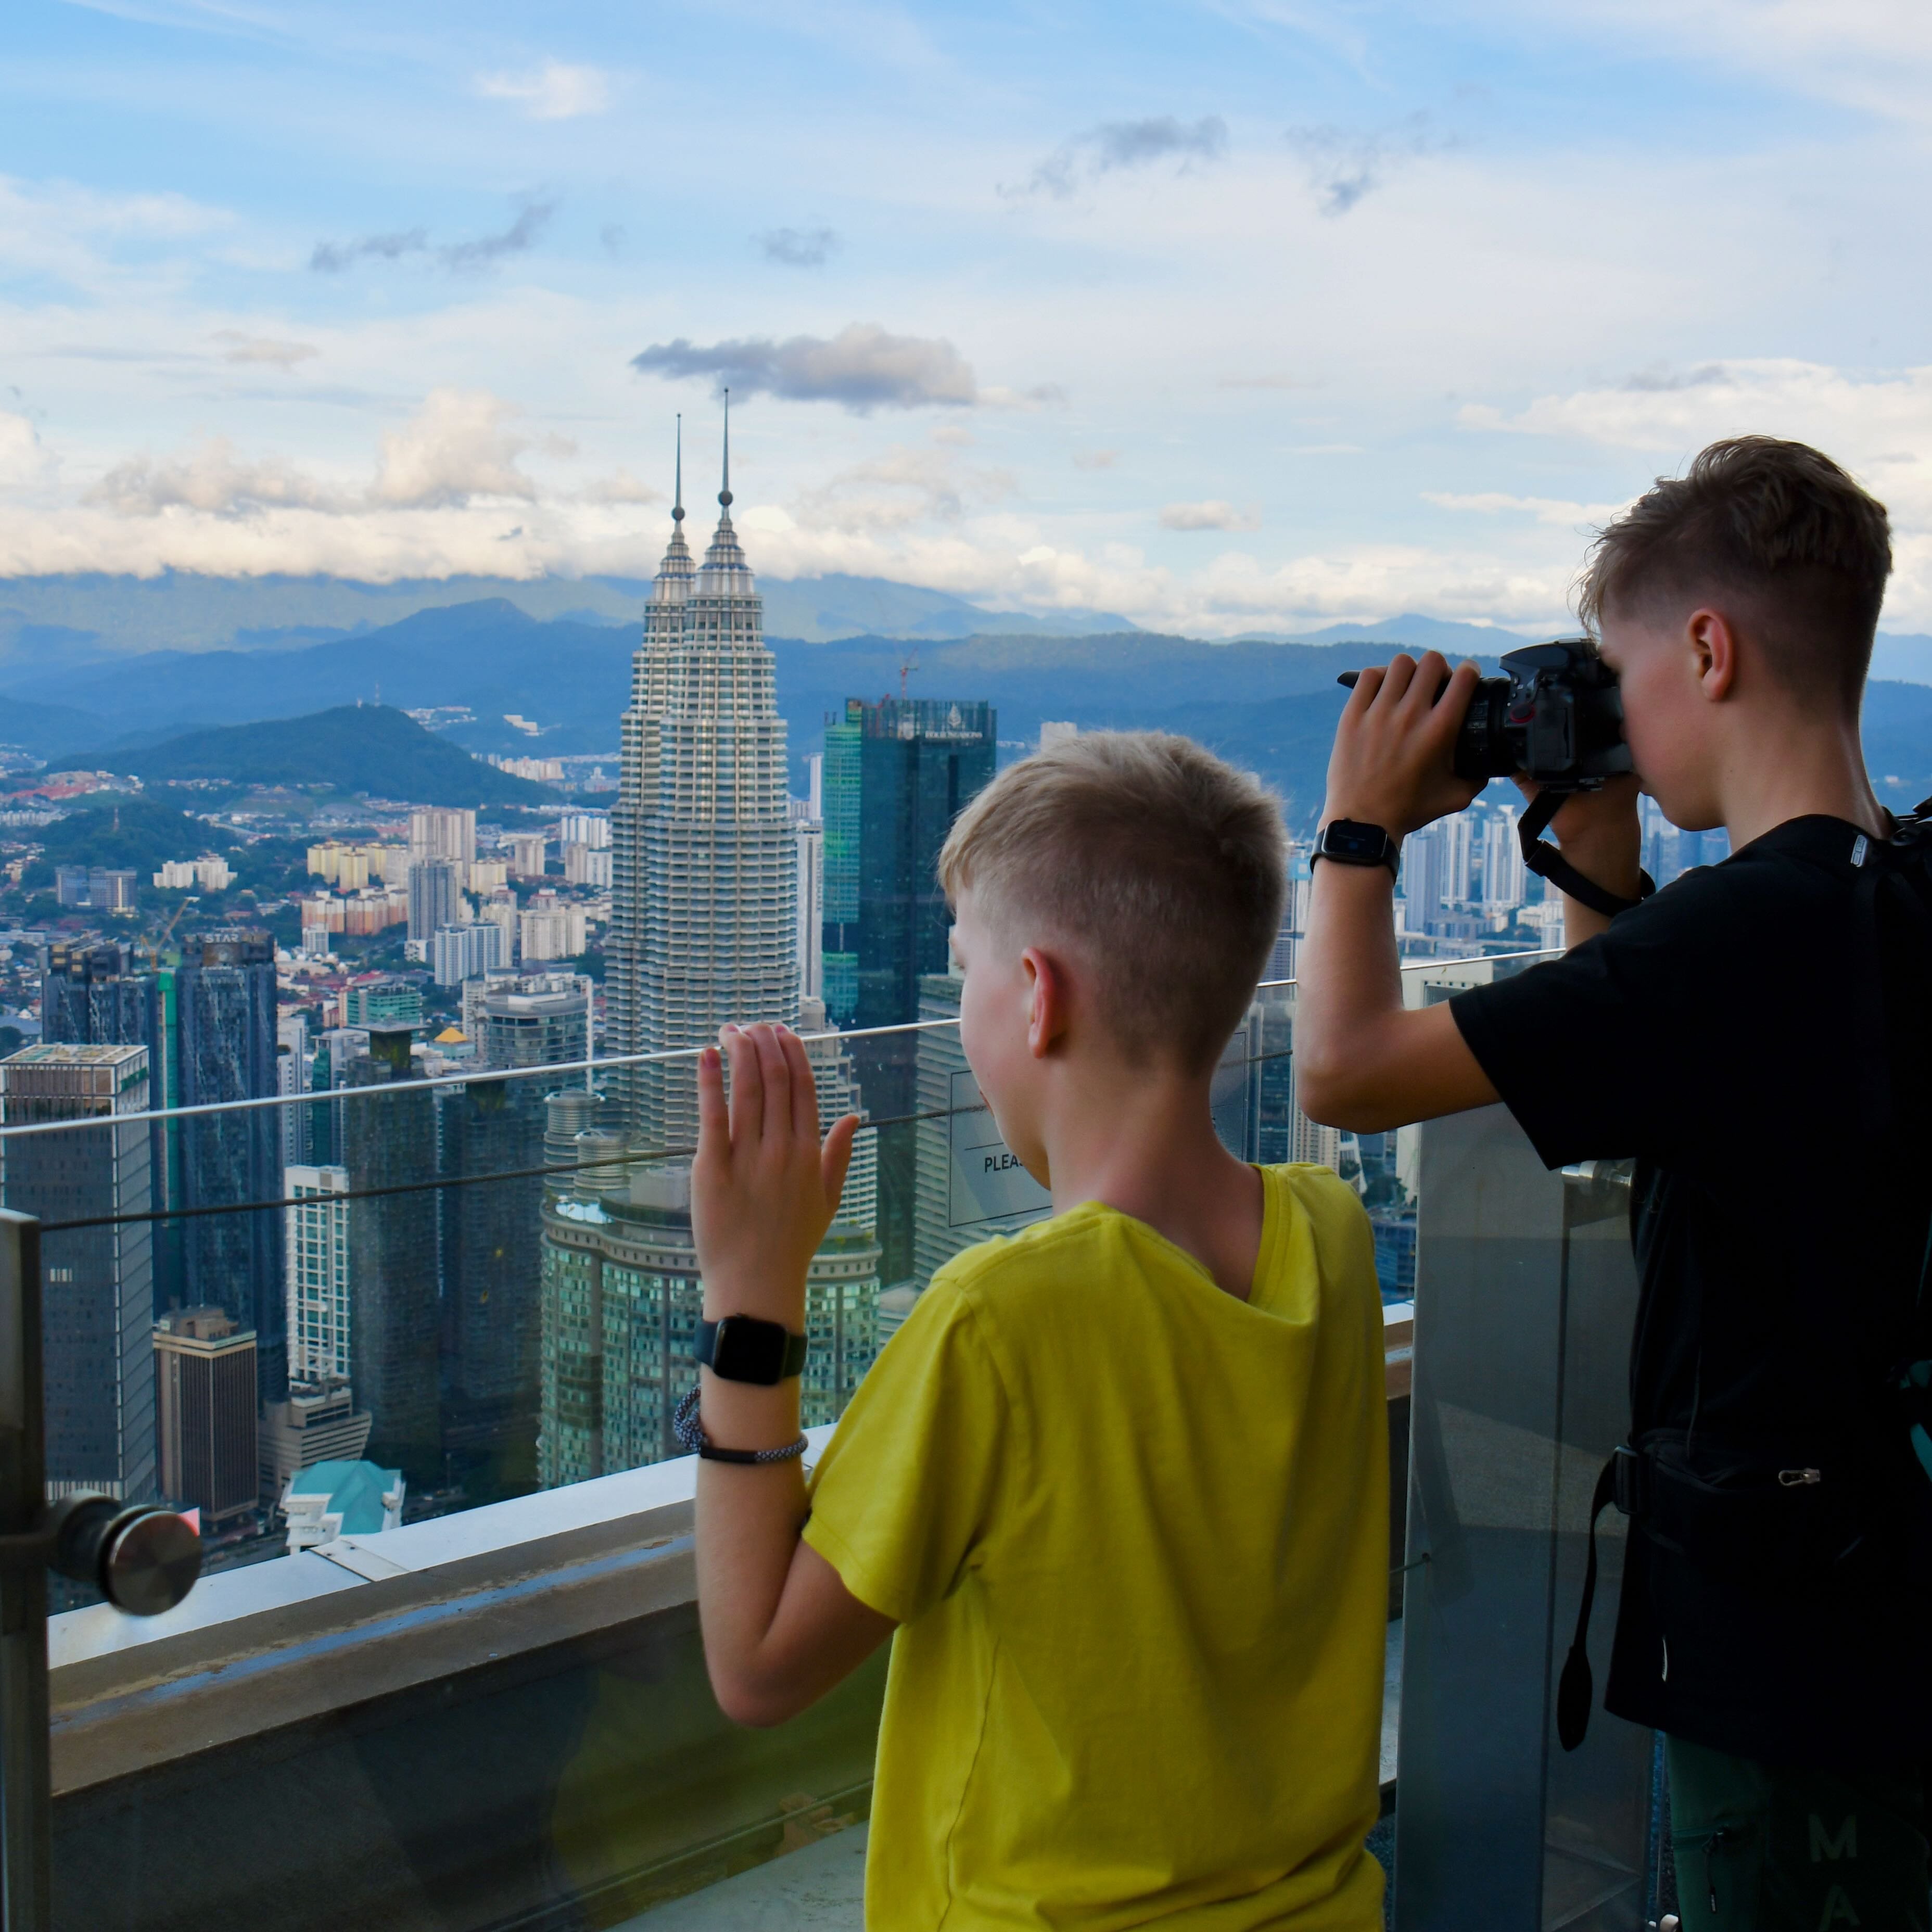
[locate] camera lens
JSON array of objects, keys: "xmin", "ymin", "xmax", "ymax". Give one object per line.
[{"xmin": 1454, "ymin": 676, "xmax": 1520, "ymax": 783}]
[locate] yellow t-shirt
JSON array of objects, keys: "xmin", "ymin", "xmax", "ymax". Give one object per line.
[{"xmin": 802, "ymin": 1163, "xmax": 1389, "ymax": 1931}]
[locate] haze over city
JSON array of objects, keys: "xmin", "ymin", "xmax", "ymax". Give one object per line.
[{"xmin": 8, "ymin": 0, "xmax": 1932, "ymax": 635}]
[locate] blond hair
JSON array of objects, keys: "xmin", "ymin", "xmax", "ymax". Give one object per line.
[{"xmin": 938, "ymin": 731, "xmax": 1285, "ymax": 1072}]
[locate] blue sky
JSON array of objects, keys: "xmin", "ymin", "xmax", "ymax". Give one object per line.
[{"xmin": 4, "ymin": 0, "xmax": 1930, "ymax": 634}]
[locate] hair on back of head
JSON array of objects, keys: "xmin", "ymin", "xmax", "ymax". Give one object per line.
[
  {"xmin": 1578, "ymin": 436, "xmax": 1891, "ymax": 711},
  {"xmin": 938, "ymin": 730, "xmax": 1286, "ymax": 1073}
]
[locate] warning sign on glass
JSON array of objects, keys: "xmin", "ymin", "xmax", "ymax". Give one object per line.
[{"xmin": 946, "ymin": 1069, "xmax": 1053, "ymax": 1232}]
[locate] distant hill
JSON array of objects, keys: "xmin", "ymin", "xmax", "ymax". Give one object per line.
[
  {"xmin": 29, "ymin": 797, "xmax": 224, "ymax": 879},
  {"xmin": 47, "ymin": 704, "xmax": 555, "ymax": 807},
  {"xmin": 1, "ymin": 696, "xmax": 110, "ymax": 759}
]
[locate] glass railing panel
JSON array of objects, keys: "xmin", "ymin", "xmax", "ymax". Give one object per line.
[
  {"xmin": 11, "ymin": 947, "xmax": 1596, "ymax": 1929},
  {"xmin": 1394, "ymin": 1104, "xmax": 1654, "ymax": 1932}
]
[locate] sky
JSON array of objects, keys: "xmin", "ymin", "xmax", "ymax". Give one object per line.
[{"xmin": 4, "ymin": 0, "xmax": 1932, "ymax": 636}]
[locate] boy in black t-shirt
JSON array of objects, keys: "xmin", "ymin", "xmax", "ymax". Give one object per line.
[{"xmin": 1297, "ymin": 437, "xmax": 1932, "ymax": 1931}]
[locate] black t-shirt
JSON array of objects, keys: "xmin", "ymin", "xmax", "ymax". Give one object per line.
[{"xmin": 1452, "ymin": 814, "xmax": 1932, "ymax": 1766}]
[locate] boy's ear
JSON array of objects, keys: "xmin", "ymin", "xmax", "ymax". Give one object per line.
[
  {"xmin": 1686, "ymin": 607, "xmax": 1739, "ymax": 701},
  {"xmin": 1021, "ymin": 946, "xmax": 1069, "ymax": 1060}
]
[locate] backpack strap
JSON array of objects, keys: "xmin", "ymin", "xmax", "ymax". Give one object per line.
[{"xmin": 1557, "ymin": 1452, "xmax": 1625, "ymax": 1752}]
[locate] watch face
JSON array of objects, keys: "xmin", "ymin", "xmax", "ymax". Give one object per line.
[
  {"xmin": 711, "ymin": 1316, "xmax": 791, "ymax": 1384},
  {"xmin": 1325, "ymin": 821, "xmax": 1388, "ymax": 861}
]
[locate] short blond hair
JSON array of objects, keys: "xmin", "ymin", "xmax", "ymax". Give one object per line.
[{"xmin": 938, "ymin": 731, "xmax": 1285, "ymax": 1072}]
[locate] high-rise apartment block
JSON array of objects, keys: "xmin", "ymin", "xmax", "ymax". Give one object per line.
[
  {"xmin": 406, "ymin": 859, "xmax": 459, "ymax": 943},
  {"xmin": 154, "ymin": 1306, "xmax": 258, "ymax": 1525},
  {"xmin": 56, "ymin": 868, "xmax": 137, "ymax": 912},
  {"xmin": 558, "ymin": 812, "xmax": 611, "ymax": 851},
  {"xmin": 463, "ymin": 971, "xmax": 590, "ymax": 1070},
  {"xmin": 409, "ymin": 807, "xmax": 477, "ymax": 869},
  {"xmin": 0, "ymin": 1043, "xmax": 157, "ymax": 1502},
  {"xmin": 286, "ymin": 1164, "xmax": 352, "ymax": 1384},
  {"xmin": 431, "ymin": 921, "xmax": 503, "ymax": 987},
  {"xmin": 508, "ymin": 834, "xmax": 548, "ymax": 880},
  {"xmin": 342, "ymin": 980, "xmax": 424, "ymax": 1030},
  {"xmin": 176, "ymin": 930, "xmax": 283, "ymax": 1387}
]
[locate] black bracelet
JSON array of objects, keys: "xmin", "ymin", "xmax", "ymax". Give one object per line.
[{"xmin": 672, "ymin": 1386, "xmax": 808, "ymax": 1466}]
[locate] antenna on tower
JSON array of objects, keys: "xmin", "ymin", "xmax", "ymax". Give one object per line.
[
  {"xmin": 672, "ymin": 414, "xmax": 683, "ymax": 524},
  {"xmin": 719, "ymin": 388, "xmax": 732, "ymax": 509}
]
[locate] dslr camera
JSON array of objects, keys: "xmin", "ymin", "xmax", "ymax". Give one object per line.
[{"xmin": 1343, "ymin": 638, "xmax": 1633, "ymax": 792}]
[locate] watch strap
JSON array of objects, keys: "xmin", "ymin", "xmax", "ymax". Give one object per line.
[{"xmin": 697, "ymin": 1317, "xmax": 808, "ymax": 1383}]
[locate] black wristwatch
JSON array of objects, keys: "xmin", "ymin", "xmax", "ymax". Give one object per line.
[
  {"xmin": 697, "ymin": 1315, "xmax": 808, "ymax": 1385},
  {"xmin": 1313, "ymin": 818, "xmax": 1401, "ymax": 881}
]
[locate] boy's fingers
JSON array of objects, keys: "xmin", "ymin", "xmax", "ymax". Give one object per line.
[
  {"xmin": 1376, "ymin": 653, "xmax": 1417, "ymax": 705},
  {"xmin": 1344, "ymin": 664, "xmax": 1386, "ymax": 713},
  {"xmin": 722, "ymin": 1025, "xmax": 762, "ymax": 1147},
  {"xmin": 748, "ymin": 1023, "xmax": 791, "ymax": 1146},
  {"xmin": 822, "ymin": 1114, "xmax": 859, "ymax": 1211},
  {"xmin": 1395, "ymin": 651, "xmax": 1450, "ymax": 720},
  {"xmin": 779, "ymin": 1026, "xmax": 818, "ymax": 1142},
  {"xmin": 1420, "ymin": 660, "xmax": 1480, "ymax": 745},
  {"xmin": 695, "ymin": 1044, "xmax": 728, "ymax": 1164}
]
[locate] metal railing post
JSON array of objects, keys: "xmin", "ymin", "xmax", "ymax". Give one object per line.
[{"xmin": 0, "ymin": 1209, "xmax": 49, "ymax": 1932}]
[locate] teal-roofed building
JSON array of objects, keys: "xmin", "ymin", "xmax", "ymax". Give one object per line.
[{"xmin": 282, "ymin": 1457, "xmax": 405, "ymax": 1553}]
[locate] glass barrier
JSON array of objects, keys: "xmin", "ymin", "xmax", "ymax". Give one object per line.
[{"xmin": 2, "ymin": 948, "xmax": 1584, "ymax": 1929}]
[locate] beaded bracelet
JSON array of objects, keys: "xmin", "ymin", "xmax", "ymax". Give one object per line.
[{"xmin": 673, "ymin": 1386, "xmax": 808, "ymax": 1465}]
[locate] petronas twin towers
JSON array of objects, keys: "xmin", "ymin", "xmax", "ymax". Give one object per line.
[{"xmin": 606, "ymin": 404, "xmax": 800, "ymax": 1150}]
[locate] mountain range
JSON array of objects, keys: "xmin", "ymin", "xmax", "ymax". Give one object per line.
[
  {"xmin": 0, "ymin": 570, "xmax": 1139, "ymax": 667},
  {"xmin": 15, "ymin": 601, "xmax": 1932, "ymax": 831}
]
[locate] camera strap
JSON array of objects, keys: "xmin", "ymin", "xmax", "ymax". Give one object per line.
[{"xmin": 1517, "ymin": 790, "xmax": 1657, "ymax": 919}]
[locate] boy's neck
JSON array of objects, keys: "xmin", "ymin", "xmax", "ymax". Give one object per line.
[
  {"xmin": 1035, "ymin": 1059, "xmax": 1264, "ymax": 1301},
  {"xmin": 1710, "ymin": 707, "xmax": 1887, "ymax": 850}
]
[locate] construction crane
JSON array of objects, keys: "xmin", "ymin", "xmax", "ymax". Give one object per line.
[{"xmin": 138, "ymin": 894, "xmax": 198, "ymax": 971}]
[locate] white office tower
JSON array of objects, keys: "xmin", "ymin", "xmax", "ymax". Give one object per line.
[
  {"xmin": 1403, "ymin": 822, "xmax": 1449, "ymax": 932},
  {"xmin": 1444, "ymin": 809, "xmax": 1477, "ymax": 908},
  {"xmin": 1264, "ymin": 843, "xmax": 1312, "ymax": 983},
  {"xmin": 276, "ymin": 1013, "xmax": 311, "ymax": 1168},
  {"xmin": 795, "ymin": 820, "xmax": 825, "ymax": 1001},
  {"xmin": 285, "ymin": 1164, "xmax": 351, "ymax": 1384},
  {"xmin": 613, "ymin": 406, "xmax": 799, "ymax": 1149},
  {"xmin": 1481, "ymin": 808, "xmax": 1527, "ymax": 913}
]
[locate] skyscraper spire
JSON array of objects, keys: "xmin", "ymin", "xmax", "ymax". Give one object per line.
[
  {"xmin": 672, "ymin": 412, "xmax": 683, "ymax": 525},
  {"xmin": 719, "ymin": 387, "xmax": 732, "ymax": 509}
]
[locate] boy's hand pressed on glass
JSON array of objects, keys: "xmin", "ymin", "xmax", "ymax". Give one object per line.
[{"xmin": 689, "ymin": 1023, "xmax": 894, "ymax": 1728}]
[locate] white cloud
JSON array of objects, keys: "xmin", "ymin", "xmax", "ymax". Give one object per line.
[
  {"xmin": 1160, "ymin": 499, "xmax": 1261, "ymax": 531},
  {"xmin": 1425, "ymin": 490, "xmax": 1629, "ymax": 526},
  {"xmin": 213, "ymin": 330, "xmax": 319, "ymax": 368},
  {"xmin": 474, "ymin": 60, "xmax": 612, "ymax": 120},
  {"xmin": 574, "ymin": 467, "xmax": 663, "ymax": 505},
  {"xmin": 374, "ymin": 388, "xmax": 537, "ymax": 507},
  {"xmin": 1072, "ymin": 449, "xmax": 1118, "ymax": 470},
  {"xmin": 0, "ymin": 413, "xmax": 56, "ymax": 493},
  {"xmin": 83, "ymin": 438, "xmax": 349, "ymax": 516}
]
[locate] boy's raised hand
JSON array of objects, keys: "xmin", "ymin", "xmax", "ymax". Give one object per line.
[
  {"xmin": 692, "ymin": 1023, "xmax": 859, "ymax": 1319},
  {"xmin": 1324, "ymin": 651, "xmax": 1484, "ymax": 834}
]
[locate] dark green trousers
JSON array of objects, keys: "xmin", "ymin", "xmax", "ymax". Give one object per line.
[{"xmin": 1668, "ymin": 1735, "xmax": 1929, "ymax": 1930}]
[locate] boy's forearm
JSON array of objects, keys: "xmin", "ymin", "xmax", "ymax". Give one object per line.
[
  {"xmin": 694, "ymin": 1374, "xmax": 811, "ymax": 1717},
  {"xmin": 1295, "ymin": 860, "xmax": 1406, "ymax": 1122}
]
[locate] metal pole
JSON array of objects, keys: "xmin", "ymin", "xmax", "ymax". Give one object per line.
[{"xmin": 0, "ymin": 1210, "xmax": 48, "ymax": 1932}]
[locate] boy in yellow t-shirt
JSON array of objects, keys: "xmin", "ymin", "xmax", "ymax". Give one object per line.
[{"xmin": 687, "ymin": 731, "xmax": 1389, "ymax": 1930}]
